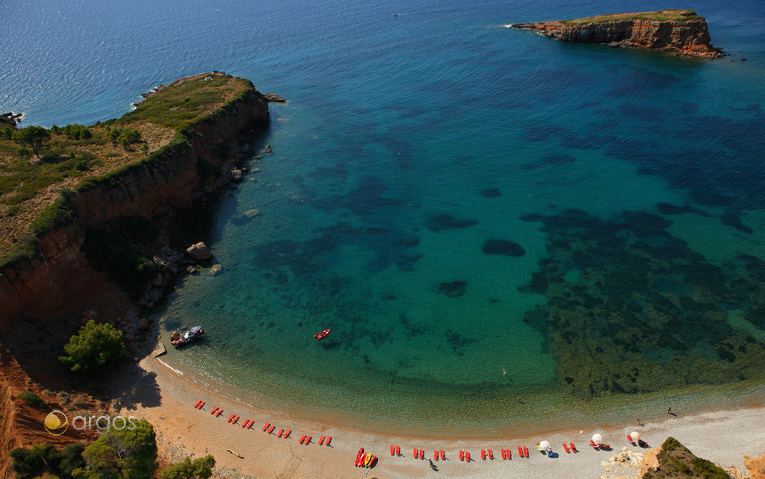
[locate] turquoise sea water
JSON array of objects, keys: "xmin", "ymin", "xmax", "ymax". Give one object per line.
[{"xmin": 4, "ymin": 0, "xmax": 765, "ymax": 433}]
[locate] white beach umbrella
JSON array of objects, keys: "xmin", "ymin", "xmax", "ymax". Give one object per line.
[
  {"xmin": 631, "ymin": 431, "xmax": 640, "ymax": 441},
  {"xmin": 539, "ymin": 440, "xmax": 551, "ymax": 450},
  {"xmin": 592, "ymin": 433, "xmax": 603, "ymax": 444}
]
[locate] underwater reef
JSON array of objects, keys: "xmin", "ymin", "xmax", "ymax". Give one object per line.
[{"xmin": 519, "ymin": 209, "xmax": 765, "ymax": 399}]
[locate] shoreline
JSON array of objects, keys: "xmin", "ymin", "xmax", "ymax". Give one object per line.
[
  {"xmin": 145, "ymin": 336, "xmax": 765, "ymax": 438},
  {"xmin": 117, "ymin": 355, "xmax": 765, "ymax": 478}
]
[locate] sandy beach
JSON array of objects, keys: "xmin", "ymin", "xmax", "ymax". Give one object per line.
[{"xmin": 113, "ymin": 355, "xmax": 765, "ymax": 479}]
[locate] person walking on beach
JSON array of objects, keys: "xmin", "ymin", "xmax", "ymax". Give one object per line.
[{"xmin": 667, "ymin": 407, "xmax": 671, "ymax": 414}]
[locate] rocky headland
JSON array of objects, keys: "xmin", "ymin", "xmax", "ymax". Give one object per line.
[
  {"xmin": 511, "ymin": 9, "xmax": 723, "ymax": 58},
  {"xmin": 0, "ymin": 72, "xmax": 269, "ymax": 323}
]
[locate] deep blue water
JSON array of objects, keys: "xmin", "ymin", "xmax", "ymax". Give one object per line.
[{"xmin": 4, "ymin": 0, "xmax": 765, "ymax": 432}]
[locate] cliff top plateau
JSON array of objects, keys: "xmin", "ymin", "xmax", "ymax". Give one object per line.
[{"xmin": 0, "ymin": 72, "xmax": 257, "ymax": 264}]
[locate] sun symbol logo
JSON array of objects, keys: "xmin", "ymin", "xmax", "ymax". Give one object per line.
[{"xmin": 44, "ymin": 410, "xmax": 68, "ymax": 436}]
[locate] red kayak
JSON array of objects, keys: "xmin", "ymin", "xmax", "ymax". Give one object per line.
[{"xmin": 314, "ymin": 329, "xmax": 331, "ymax": 340}]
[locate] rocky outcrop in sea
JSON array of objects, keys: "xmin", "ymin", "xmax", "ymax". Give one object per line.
[{"xmin": 511, "ymin": 10, "xmax": 723, "ymax": 58}]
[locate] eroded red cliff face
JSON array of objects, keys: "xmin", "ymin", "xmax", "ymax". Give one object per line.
[
  {"xmin": 513, "ymin": 18, "xmax": 722, "ymax": 58},
  {"xmin": 0, "ymin": 84, "xmax": 269, "ymax": 322}
]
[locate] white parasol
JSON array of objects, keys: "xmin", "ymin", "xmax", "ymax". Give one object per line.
[{"xmin": 592, "ymin": 433, "xmax": 603, "ymax": 444}]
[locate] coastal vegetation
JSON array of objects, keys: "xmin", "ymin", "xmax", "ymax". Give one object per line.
[
  {"xmin": 9, "ymin": 421, "xmax": 217, "ymax": 479},
  {"xmin": 79, "ymin": 419, "xmax": 158, "ymax": 479},
  {"xmin": 58, "ymin": 320, "xmax": 126, "ymax": 375},
  {"xmin": 16, "ymin": 391, "xmax": 47, "ymax": 409},
  {"xmin": 0, "ymin": 73, "xmax": 254, "ymax": 268},
  {"xmin": 643, "ymin": 437, "xmax": 730, "ymax": 479},
  {"xmin": 560, "ymin": 9, "xmax": 703, "ymax": 25},
  {"xmin": 10, "ymin": 443, "xmax": 86, "ymax": 479},
  {"xmin": 159, "ymin": 455, "xmax": 216, "ymax": 479}
]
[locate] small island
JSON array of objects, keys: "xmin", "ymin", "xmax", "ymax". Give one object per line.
[{"xmin": 510, "ymin": 9, "xmax": 723, "ymax": 58}]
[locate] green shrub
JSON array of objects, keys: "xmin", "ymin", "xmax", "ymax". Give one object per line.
[
  {"xmin": 0, "ymin": 126, "xmax": 13, "ymax": 140},
  {"xmin": 80, "ymin": 419, "xmax": 158, "ymax": 479},
  {"xmin": 122, "ymin": 127, "xmax": 141, "ymax": 143},
  {"xmin": 13, "ymin": 125, "xmax": 50, "ymax": 159},
  {"xmin": 17, "ymin": 390, "xmax": 47, "ymax": 409},
  {"xmin": 29, "ymin": 201, "xmax": 72, "ymax": 235},
  {"xmin": 160, "ymin": 455, "xmax": 215, "ymax": 479},
  {"xmin": 10, "ymin": 446, "xmax": 43, "ymax": 479},
  {"xmin": 4, "ymin": 205, "xmax": 20, "ymax": 217},
  {"xmin": 59, "ymin": 320, "xmax": 126, "ymax": 375},
  {"xmin": 15, "ymin": 147, "xmax": 30, "ymax": 158},
  {"xmin": 0, "ymin": 235, "xmax": 39, "ymax": 267},
  {"xmin": 10, "ymin": 443, "xmax": 85, "ymax": 479}
]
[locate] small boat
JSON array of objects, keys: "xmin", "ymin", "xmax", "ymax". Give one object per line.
[
  {"xmin": 171, "ymin": 326, "xmax": 205, "ymax": 347},
  {"xmin": 314, "ymin": 329, "xmax": 331, "ymax": 340},
  {"xmin": 355, "ymin": 448, "xmax": 364, "ymax": 466}
]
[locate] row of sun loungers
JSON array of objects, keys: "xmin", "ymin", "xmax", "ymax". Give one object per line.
[
  {"xmin": 194, "ymin": 399, "xmax": 330, "ymax": 446},
  {"xmin": 193, "ymin": 399, "xmax": 648, "ymax": 466}
]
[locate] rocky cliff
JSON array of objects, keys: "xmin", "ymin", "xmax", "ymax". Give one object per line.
[
  {"xmin": 512, "ymin": 10, "xmax": 723, "ymax": 58},
  {"xmin": 0, "ymin": 75, "xmax": 269, "ymax": 322}
]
